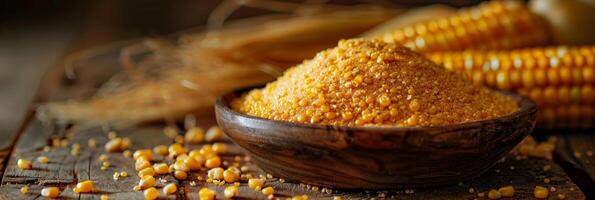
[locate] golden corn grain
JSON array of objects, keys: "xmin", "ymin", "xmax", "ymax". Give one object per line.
[
  {"xmin": 212, "ymin": 143, "xmax": 228, "ymax": 154},
  {"xmin": 207, "ymin": 167, "xmax": 224, "ymax": 180},
  {"xmin": 199, "ymin": 187, "xmax": 216, "ymax": 200},
  {"xmin": 205, "ymin": 156, "xmax": 221, "ymax": 169},
  {"xmin": 73, "ymin": 180, "xmax": 94, "ymax": 193},
  {"xmin": 223, "ymin": 168, "xmax": 240, "ymax": 183},
  {"xmin": 41, "ymin": 187, "xmax": 60, "ymax": 198},
  {"xmin": 153, "ymin": 163, "xmax": 170, "ymax": 174},
  {"xmin": 205, "ymin": 126, "xmax": 224, "ymax": 142},
  {"xmin": 534, "ymin": 186, "xmax": 549, "ymax": 199},
  {"xmin": 101, "ymin": 194, "xmax": 108, "ymax": 200},
  {"xmin": 37, "ymin": 156, "xmax": 49, "ymax": 164},
  {"xmin": 224, "ymin": 185, "xmax": 239, "ymax": 199},
  {"xmin": 163, "ymin": 183, "xmax": 177, "ymax": 195},
  {"xmin": 20, "ymin": 186, "xmax": 29, "ymax": 194},
  {"xmin": 133, "ymin": 149, "xmax": 154, "ymax": 161},
  {"xmin": 144, "ymin": 187, "xmax": 159, "ymax": 200},
  {"xmin": 185, "ymin": 127, "xmax": 205, "ymax": 144},
  {"xmin": 174, "ymin": 170, "xmax": 188, "ymax": 180},
  {"xmin": 135, "ymin": 158, "xmax": 151, "ymax": 171},
  {"xmin": 488, "ymin": 189, "xmax": 502, "ymax": 199},
  {"xmin": 139, "ymin": 175, "xmax": 156, "ymax": 189},
  {"xmin": 375, "ymin": 1, "xmax": 550, "ymax": 53},
  {"xmin": 498, "ymin": 186, "xmax": 515, "ymax": 197},
  {"xmin": 262, "ymin": 187, "xmax": 275, "ymax": 196},
  {"xmin": 138, "ymin": 167, "xmax": 155, "ymax": 177},
  {"xmin": 168, "ymin": 143, "xmax": 186, "ymax": 158},
  {"xmin": 248, "ymin": 178, "xmax": 265, "ymax": 190},
  {"xmin": 17, "ymin": 159, "xmax": 32, "ymax": 170},
  {"xmin": 153, "ymin": 145, "xmax": 168, "ymax": 156}
]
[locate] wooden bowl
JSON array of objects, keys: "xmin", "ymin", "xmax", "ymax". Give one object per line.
[{"xmin": 215, "ymin": 87, "xmax": 537, "ymax": 189}]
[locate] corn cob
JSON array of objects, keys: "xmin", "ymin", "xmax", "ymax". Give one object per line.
[
  {"xmin": 427, "ymin": 45, "xmax": 595, "ymax": 129},
  {"xmin": 374, "ymin": 1, "xmax": 551, "ymax": 53}
]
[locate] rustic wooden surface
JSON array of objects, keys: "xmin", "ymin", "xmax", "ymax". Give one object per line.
[{"xmin": 0, "ymin": 49, "xmax": 592, "ymax": 200}]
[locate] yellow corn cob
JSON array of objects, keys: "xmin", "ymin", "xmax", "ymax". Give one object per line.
[
  {"xmin": 374, "ymin": 1, "xmax": 551, "ymax": 53},
  {"xmin": 427, "ymin": 45, "xmax": 595, "ymax": 129}
]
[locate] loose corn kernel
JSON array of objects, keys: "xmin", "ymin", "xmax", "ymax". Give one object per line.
[
  {"xmin": 262, "ymin": 187, "xmax": 274, "ymax": 196},
  {"xmin": 73, "ymin": 180, "xmax": 94, "ymax": 193},
  {"xmin": 333, "ymin": 196, "xmax": 343, "ymax": 200},
  {"xmin": 99, "ymin": 154, "xmax": 108, "ymax": 161},
  {"xmin": 120, "ymin": 171, "xmax": 128, "ymax": 177},
  {"xmin": 183, "ymin": 156, "xmax": 201, "ymax": 171},
  {"xmin": 498, "ymin": 186, "xmax": 515, "ymax": 197},
  {"xmin": 205, "ymin": 126, "xmax": 224, "ymax": 142},
  {"xmin": 139, "ymin": 175, "xmax": 156, "ymax": 189},
  {"xmin": 163, "ymin": 183, "xmax": 177, "ymax": 195},
  {"xmin": 205, "ymin": 156, "xmax": 221, "ymax": 169},
  {"xmin": 138, "ymin": 167, "xmax": 155, "ymax": 177},
  {"xmin": 174, "ymin": 170, "xmax": 188, "ymax": 180},
  {"xmin": 291, "ymin": 195, "xmax": 309, "ymax": 200},
  {"xmin": 168, "ymin": 143, "xmax": 186, "ymax": 158},
  {"xmin": 153, "ymin": 163, "xmax": 170, "ymax": 174},
  {"xmin": 133, "ymin": 149, "xmax": 154, "ymax": 161},
  {"xmin": 88, "ymin": 138, "xmax": 97, "ymax": 148},
  {"xmin": 37, "ymin": 156, "xmax": 49, "ymax": 164},
  {"xmin": 534, "ymin": 186, "xmax": 549, "ymax": 199},
  {"xmin": 173, "ymin": 160, "xmax": 190, "ymax": 172},
  {"xmin": 164, "ymin": 126, "xmax": 178, "ymax": 138},
  {"xmin": 199, "ymin": 187, "xmax": 216, "ymax": 200},
  {"xmin": 135, "ymin": 158, "xmax": 151, "ymax": 171},
  {"xmin": 488, "ymin": 189, "xmax": 502, "ymax": 199},
  {"xmin": 41, "ymin": 187, "xmax": 60, "ymax": 198},
  {"xmin": 212, "ymin": 143, "xmax": 228, "ymax": 154},
  {"xmin": 190, "ymin": 153, "xmax": 206, "ymax": 167},
  {"xmin": 144, "ymin": 187, "xmax": 159, "ymax": 200},
  {"xmin": 224, "ymin": 168, "xmax": 240, "ymax": 183},
  {"xmin": 123, "ymin": 150, "xmax": 132, "ymax": 158},
  {"xmin": 224, "ymin": 185, "xmax": 239, "ymax": 199},
  {"xmin": 153, "ymin": 145, "xmax": 168, "ymax": 156},
  {"xmin": 20, "ymin": 186, "xmax": 29, "ymax": 194},
  {"xmin": 17, "ymin": 159, "xmax": 32, "ymax": 170},
  {"xmin": 248, "ymin": 178, "xmax": 265, "ymax": 190},
  {"xmin": 101, "ymin": 194, "xmax": 108, "ymax": 200},
  {"xmin": 105, "ymin": 137, "xmax": 130, "ymax": 152},
  {"xmin": 113, "ymin": 172, "xmax": 120, "ymax": 180},
  {"xmin": 102, "ymin": 161, "xmax": 110, "ymax": 168},
  {"xmin": 208, "ymin": 167, "xmax": 224, "ymax": 180},
  {"xmin": 185, "ymin": 127, "xmax": 205, "ymax": 144}
]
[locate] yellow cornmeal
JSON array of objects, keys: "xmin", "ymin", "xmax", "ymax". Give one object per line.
[{"xmin": 232, "ymin": 39, "xmax": 518, "ymax": 126}]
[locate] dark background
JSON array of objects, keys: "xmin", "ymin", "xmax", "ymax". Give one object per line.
[{"xmin": 0, "ymin": 0, "xmax": 480, "ymax": 141}]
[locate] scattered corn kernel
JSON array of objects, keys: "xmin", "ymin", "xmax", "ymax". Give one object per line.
[
  {"xmin": 99, "ymin": 154, "xmax": 108, "ymax": 161},
  {"xmin": 262, "ymin": 187, "xmax": 275, "ymax": 196},
  {"xmin": 17, "ymin": 159, "xmax": 32, "ymax": 170},
  {"xmin": 205, "ymin": 126, "xmax": 224, "ymax": 142},
  {"xmin": 205, "ymin": 156, "xmax": 221, "ymax": 169},
  {"xmin": 41, "ymin": 187, "xmax": 60, "ymax": 198},
  {"xmin": 135, "ymin": 158, "xmax": 151, "ymax": 171},
  {"xmin": 212, "ymin": 143, "xmax": 228, "ymax": 154},
  {"xmin": 183, "ymin": 156, "xmax": 201, "ymax": 171},
  {"xmin": 123, "ymin": 150, "xmax": 132, "ymax": 158},
  {"xmin": 153, "ymin": 163, "xmax": 169, "ymax": 174},
  {"xmin": 101, "ymin": 194, "xmax": 108, "ymax": 200},
  {"xmin": 168, "ymin": 143, "xmax": 186, "ymax": 158},
  {"xmin": 153, "ymin": 145, "xmax": 168, "ymax": 156},
  {"xmin": 224, "ymin": 168, "xmax": 240, "ymax": 183},
  {"xmin": 120, "ymin": 171, "xmax": 128, "ymax": 177},
  {"xmin": 333, "ymin": 196, "xmax": 343, "ymax": 200},
  {"xmin": 139, "ymin": 175, "xmax": 156, "ymax": 189},
  {"xmin": 143, "ymin": 187, "xmax": 159, "ymax": 200},
  {"xmin": 248, "ymin": 178, "xmax": 265, "ymax": 190},
  {"xmin": 163, "ymin": 183, "xmax": 177, "ymax": 195},
  {"xmin": 134, "ymin": 149, "xmax": 154, "ymax": 161},
  {"xmin": 37, "ymin": 156, "xmax": 49, "ymax": 164},
  {"xmin": 73, "ymin": 180, "xmax": 94, "ymax": 193},
  {"xmin": 224, "ymin": 185, "xmax": 239, "ymax": 199},
  {"xmin": 199, "ymin": 187, "xmax": 216, "ymax": 200},
  {"xmin": 208, "ymin": 168, "xmax": 224, "ymax": 180},
  {"xmin": 534, "ymin": 186, "xmax": 549, "ymax": 199},
  {"xmin": 105, "ymin": 137, "xmax": 129, "ymax": 152},
  {"xmin": 498, "ymin": 186, "xmax": 515, "ymax": 197},
  {"xmin": 138, "ymin": 167, "xmax": 155, "ymax": 177},
  {"xmin": 185, "ymin": 127, "xmax": 205, "ymax": 144},
  {"xmin": 113, "ymin": 172, "xmax": 120, "ymax": 180},
  {"xmin": 488, "ymin": 189, "xmax": 502, "ymax": 199},
  {"xmin": 102, "ymin": 161, "xmax": 110, "ymax": 168},
  {"xmin": 174, "ymin": 170, "xmax": 188, "ymax": 180},
  {"xmin": 88, "ymin": 138, "xmax": 97, "ymax": 148},
  {"xmin": 20, "ymin": 186, "xmax": 29, "ymax": 194}
]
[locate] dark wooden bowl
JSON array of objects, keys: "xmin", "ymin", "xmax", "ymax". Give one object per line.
[{"xmin": 215, "ymin": 87, "xmax": 537, "ymax": 189}]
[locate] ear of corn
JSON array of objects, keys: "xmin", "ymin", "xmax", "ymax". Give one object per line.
[
  {"xmin": 427, "ymin": 45, "xmax": 595, "ymax": 129},
  {"xmin": 374, "ymin": 1, "xmax": 551, "ymax": 53}
]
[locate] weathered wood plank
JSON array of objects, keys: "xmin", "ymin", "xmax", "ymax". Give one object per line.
[{"xmin": 555, "ymin": 133, "xmax": 595, "ymax": 198}]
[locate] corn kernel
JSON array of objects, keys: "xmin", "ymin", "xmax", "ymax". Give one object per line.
[
  {"xmin": 20, "ymin": 186, "xmax": 29, "ymax": 194},
  {"xmin": 262, "ymin": 187, "xmax": 274, "ymax": 196},
  {"xmin": 333, "ymin": 196, "xmax": 343, "ymax": 200},
  {"xmin": 138, "ymin": 167, "xmax": 155, "ymax": 177},
  {"xmin": 101, "ymin": 194, "xmax": 108, "ymax": 200},
  {"xmin": 487, "ymin": 189, "xmax": 501, "ymax": 199},
  {"xmin": 205, "ymin": 156, "xmax": 221, "ymax": 169},
  {"xmin": 17, "ymin": 159, "xmax": 32, "ymax": 170},
  {"xmin": 173, "ymin": 160, "xmax": 190, "ymax": 172},
  {"xmin": 224, "ymin": 168, "xmax": 240, "ymax": 183},
  {"xmin": 183, "ymin": 156, "xmax": 201, "ymax": 171},
  {"xmin": 37, "ymin": 156, "xmax": 49, "ymax": 164},
  {"xmin": 153, "ymin": 163, "xmax": 169, "ymax": 174},
  {"xmin": 99, "ymin": 154, "xmax": 108, "ymax": 161},
  {"xmin": 102, "ymin": 161, "xmax": 110, "ymax": 168},
  {"xmin": 248, "ymin": 178, "xmax": 265, "ymax": 190},
  {"xmin": 163, "ymin": 183, "xmax": 177, "ymax": 195},
  {"xmin": 212, "ymin": 143, "xmax": 228, "ymax": 154},
  {"xmin": 168, "ymin": 143, "xmax": 186, "ymax": 158},
  {"xmin": 174, "ymin": 170, "xmax": 188, "ymax": 180},
  {"xmin": 153, "ymin": 145, "xmax": 168, "ymax": 156},
  {"xmin": 41, "ymin": 187, "xmax": 60, "ymax": 198},
  {"xmin": 199, "ymin": 187, "xmax": 216, "ymax": 200},
  {"xmin": 139, "ymin": 175, "xmax": 156, "ymax": 189},
  {"xmin": 74, "ymin": 180, "xmax": 94, "ymax": 193},
  {"xmin": 123, "ymin": 150, "xmax": 132, "ymax": 158},
  {"xmin": 224, "ymin": 185, "xmax": 239, "ymax": 199},
  {"xmin": 133, "ymin": 149, "xmax": 154, "ymax": 161},
  {"xmin": 205, "ymin": 126, "xmax": 224, "ymax": 142},
  {"xmin": 135, "ymin": 158, "xmax": 151, "ymax": 171},
  {"xmin": 185, "ymin": 127, "xmax": 205, "ymax": 144},
  {"xmin": 143, "ymin": 187, "xmax": 159, "ymax": 200},
  {"xmin": 88, "ymin": 138, "xmax": 97, "ymax": 148},
  {"xmin": 498, "ymin": 186, "xmax": 515, "ymax": 197},
  {"xmin": 208, "ymin": 168, "xmax": 224, "ymax": 180},
  {"xmin": 105, "ymin": 137, "xmax": 129, "ymax": 152},
  {"xmin": 120, "ymin": 171, "xmax": 128, "ymax": 177},
  {"xmin": 534, "ymin": 186, "xmax": 549, "ymax": 199}
]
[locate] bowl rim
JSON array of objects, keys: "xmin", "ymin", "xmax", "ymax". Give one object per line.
[{"xmin": 215, "ymin": 86, "xmax": 537, "ymax": 132}]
